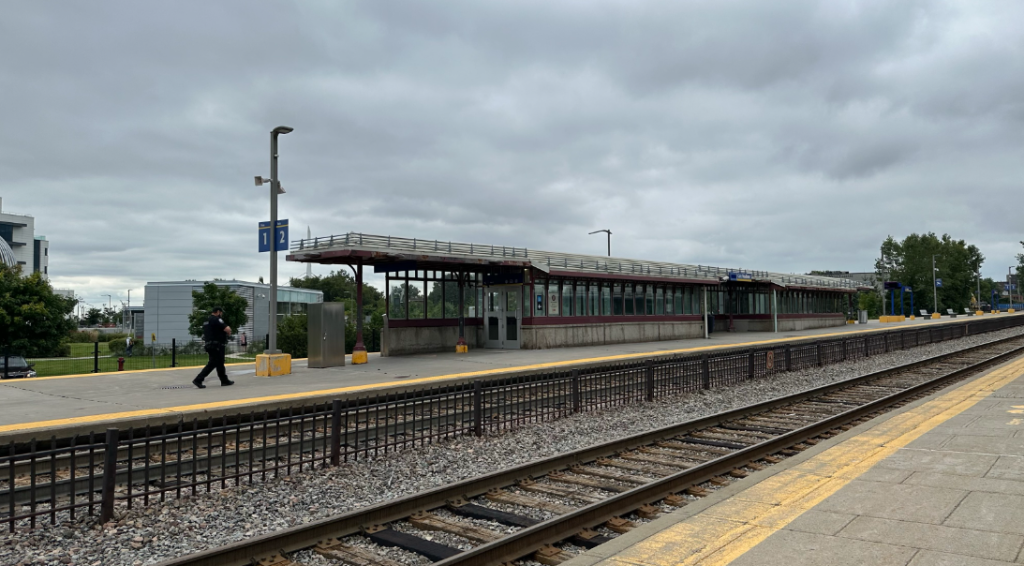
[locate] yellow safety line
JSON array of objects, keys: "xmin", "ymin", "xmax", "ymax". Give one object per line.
[
  {"xmin": 598, "ymin": 356, "xmax": 1024, "ymax": 566},
  {"xmin": 0, "ymin": 316, "xmax": 1006, "ymax": 435}
]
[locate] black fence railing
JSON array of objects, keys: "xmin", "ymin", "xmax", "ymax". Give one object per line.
[{"xmin": 2, "ymin": 315, "xmax": 1022, "ymax": 531}]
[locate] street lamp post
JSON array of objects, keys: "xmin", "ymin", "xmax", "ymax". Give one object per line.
[
  {"xmin": 266, "ymin": 126, "xmax": 293, "ymax": 354},
  {"xmin": 1009, "ymin": 266, "xmax": 1015, "ymax": 312},
  {"xmin": 977, "ymin": 272, "xmax": 982, "ymax": 313},
  {"xmin": 103, "ymin": 295, "xmax": 111, "ymax": 309},
  {"xmin": 932, "ymin": 254, "xmax": 939, "ymax": 315},
  {"xmin": 588, "ymin": 229, "xmax": 612, "ymax": 256}
]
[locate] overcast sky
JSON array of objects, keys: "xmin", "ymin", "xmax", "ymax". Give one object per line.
[{"xmin": 3, "ymin": 1, "xmax": 1023, "ymax": 309}]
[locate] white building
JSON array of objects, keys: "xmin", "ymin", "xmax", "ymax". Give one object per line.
[
  {"xmin": 0, "ymin": 197, "xmax": 48, "ymax": 279},
  {"xmin": 142, "ymin": 280, "xmax": 323, "ymax": 345}
]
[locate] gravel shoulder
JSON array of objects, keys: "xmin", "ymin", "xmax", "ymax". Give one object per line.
[{"xmin": 4, "ymin": 328, "xmax": 1021, "ymax": 566}]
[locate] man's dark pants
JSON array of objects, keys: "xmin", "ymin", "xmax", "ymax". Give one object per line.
[{"xmin": 195, "ymin": 342, "xmax": 229, "ymax": 384}]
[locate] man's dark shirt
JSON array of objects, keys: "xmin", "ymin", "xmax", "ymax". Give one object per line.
[{"xmin": 202, "ymin": 314, "xmax": 228, "ymax": 344}]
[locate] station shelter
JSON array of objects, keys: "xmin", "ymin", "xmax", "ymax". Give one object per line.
[{"xmin": 287, "ymin": 232, "xmax": 866, "ymax": 356}]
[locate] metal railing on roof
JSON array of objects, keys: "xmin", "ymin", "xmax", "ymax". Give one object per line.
[{"xmin": 290, "ymin": 232, "xmax": 863, "ymax": 290}]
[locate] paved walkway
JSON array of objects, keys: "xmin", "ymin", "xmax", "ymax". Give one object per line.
[
  {"xmin": 567, "ymin": 346, "xmax": 1024, "ymax": 565},
  {"xmin": 0, "ymin": 314, "xmax": 1006, "ymax": 440}
]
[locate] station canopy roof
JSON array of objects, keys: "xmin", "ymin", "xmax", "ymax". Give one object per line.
[{"xmin": 287, "ymin": 232, "xmax": 869, "ymax": 293}]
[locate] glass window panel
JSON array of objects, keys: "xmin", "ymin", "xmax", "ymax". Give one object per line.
[
  {"xmin": 427, "ymin": 281, "xmax": 444, "ymax": 318},
  {"xmin": 612, "ymin": 282, "xmax": 623, "ymax": 315},
  {"xmin": 645, "ymin": 285, "xmax": 654, "ymax": 315},
  {"xmin": 656, "ymin": 287, "xmax": 665, "ymax": 315},
  {"xmin": 562, "ymin": 282, "xmax": 573, "ymax": 316},
  {"xmin": 408, "ymin": 281, "xmax": 426, "ymax": 318},
  {"xmin": 506, "ymin": 287, "xmax": 519, "ymax": 313},
  {"xmin": 601, "ymin": 283, "xmax": 611, "ymax": 316},
  {"xmin": 547, "ymin": 281, "xmax": 560, "ymax": 316},
  {"xmin": 624, "ymin": 284, "xmax": 634, "ymax": 315},
  {"xmin": 389, "ymin": 282, "xmax": 407, "ymax": 320},
  {"xmin": 589, "ymin": 283, "xmax": 599, "ymax": 317},
  {"xmin": 665, "ymin": 287, "xmax": 674, "ymax": 315},
  {"xmin": 683, "ymin": 287, "xmax": 691, "ymax": 315},
  {"xmin": 444, "ymin": 277, "xmax": 459, "ymax": 318},
  {"xmin": 575, "ymin": 282, "xmax": 586, "ymax": 316},
  {"xmin": 464, "ymin": 282, "xmax": 478, "ymax": 318}
]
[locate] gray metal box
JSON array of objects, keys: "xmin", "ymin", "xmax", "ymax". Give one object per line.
[{"xmin": 308, "ymin": 303, "xmax": 346, "ymax": 368}]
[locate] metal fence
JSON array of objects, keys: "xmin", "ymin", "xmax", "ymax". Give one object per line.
[
  {"xmin": 17, "ymin": 340, "xmax": 261, "ymax": 379},
  {"xmin": 2, "ymin": 315, "xmax": 1021, "ymax": 531}
]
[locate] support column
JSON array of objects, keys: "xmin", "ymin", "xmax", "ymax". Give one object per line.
[
  {"xmin": 352, "ymin": 260, "xmax": 368, "ymax": 364},
  {"xmin": 456, "ymin": 272, "xmax": 468, "ymax": 353}
]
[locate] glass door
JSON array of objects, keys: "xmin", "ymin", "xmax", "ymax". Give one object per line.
[{"xmin": 483, "ymin": 286, "xmax": 521, "ymax": 349}]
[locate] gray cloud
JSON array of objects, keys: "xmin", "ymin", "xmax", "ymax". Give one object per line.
[{"xmin": 3, "ymin": 0, "xmax": 1024, "ymax": 306}]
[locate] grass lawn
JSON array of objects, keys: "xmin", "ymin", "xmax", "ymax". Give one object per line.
[
  {"xmin": 67, "ymin": 342, "xmax": 111, "ymax": 357},
  {"xmin": 29, "ymin": 352, "xmax": 259, "ymax": 378}
]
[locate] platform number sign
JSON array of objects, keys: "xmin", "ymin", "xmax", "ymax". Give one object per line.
[
  {"xmin": 258, "ymin": 219, "xmax": 289, "ymax": 252},
  {"xmin": 936, "ymin": 278, "xmax": 943, "ymax": 288}
]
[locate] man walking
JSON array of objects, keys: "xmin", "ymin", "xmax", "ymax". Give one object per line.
[
  {"xmin": 192, "ymin": 306, "xmax": 235, "ymax": 388},
  {"xmin": 125, "ymin": 336, "xmax": 134, "ymax": 357}
]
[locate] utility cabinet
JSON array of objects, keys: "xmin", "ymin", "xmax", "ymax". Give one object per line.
[{"xmin": 308, "ymin": 303, "xmax": 346, "ymax": 368}]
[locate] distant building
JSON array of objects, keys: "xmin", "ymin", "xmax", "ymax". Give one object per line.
[
  {"xmin": 142, "ymin": 280, "xmax": 323, "ymax": 344},
  {"xmin": 0, "ymin": 197, "xmax": 49, "ymax": 278}
]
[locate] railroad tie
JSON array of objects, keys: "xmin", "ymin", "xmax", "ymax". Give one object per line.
[
  {"xmin": 595, "ymin": 457, "xmax": 676, "ymax": 477},
  {"xmin": 408, "ymin": 511, "xmax": 503, "ymax": 543},
  {"xmin": 253, "ymin": 553, "xmax": 297, "ymax": 566},
  {"xmin": 547, "ymin": 471, "xmax": 630, "ymax": 493},
  {"xmin": 569, "ymin": 465, "xmax": 650, "ymax": 485},
  {"xmin": 485, "ymin": 488, "xmax": 575, "ymax": 514},
  {"xmin": 315, "ymin": 538, "xmax": 405, "ymax": 566},
  {"xmin": 571, "ymin": 528, "xmax": 617, "ymax": 548},
  {"xmin": 517, "ymin": 479, "xmax": 605, "ymax": 503},
  {"xmin": 447, "ymin": 498, "xmax": 539, "ymax": 527},
  {"xmin": 363, "ymin": 525, "xmax": 461, "ymax": 562}
]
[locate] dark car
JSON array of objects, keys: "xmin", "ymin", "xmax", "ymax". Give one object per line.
[{"xmin": 0, "ymin": 356, "xmax": 37, "ymax": 379}]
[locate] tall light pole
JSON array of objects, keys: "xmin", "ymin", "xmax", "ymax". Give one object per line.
[
  {"xmin": 265, "ymin": 126, "xmax": 292, "ymax": 354},
  {"xmin": 977, "ymin": 271, "xmax": 982, "ymax": 312},
  {"xmin": 588, "ymin": 229, "xmax": 612, "ymax": 256},
  {"xmin": 1009, "ymin": 266, "xmax": 1015, "ymax": 311},
  {"xmin": 932, "ymin": 254, "xmax": 939, "ymax": 314},
  {"xmin": 103, "ymin": 295, "xmax": 112, "ymax": 308}
]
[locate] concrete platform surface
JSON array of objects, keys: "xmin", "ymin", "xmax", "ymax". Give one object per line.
[
  {"xmin": 565, "ymin": 342, "xmax": 1024, "ymax": 566},
  {"xmin": 0, "ymin": 314, "xmax": 1006, "ymax": 440}
]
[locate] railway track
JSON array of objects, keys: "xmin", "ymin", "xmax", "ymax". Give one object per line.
[{"xmin": 153, "ymin": 334, "xmax": 1024, "ymax": 566}]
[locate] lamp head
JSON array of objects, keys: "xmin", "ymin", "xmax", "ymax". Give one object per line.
[{"xmin": 272, "ymin": 126, "xmax": 294, "ymax": 135}]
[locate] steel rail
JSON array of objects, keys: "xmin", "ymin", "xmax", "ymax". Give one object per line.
[{"xmin": 152, "ymin": 335, "xmax": 1024, "ymax": 566}]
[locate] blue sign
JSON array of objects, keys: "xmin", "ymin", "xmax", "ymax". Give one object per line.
[
  {"xmin": 728, "ymin": 272, "xmax": 753, "ymax": 282},
  {"xmin": 258, "ymin": 219, "xmax": 289, "ymax": 252},
  {"xmin": 935, "ymin": 278, "xmax": 943, "ymax": 288}
]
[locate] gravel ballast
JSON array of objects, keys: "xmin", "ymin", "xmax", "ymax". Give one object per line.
[{"xmin": 3, "ymin": 328, "xmax": 1021, "ymax": 566}]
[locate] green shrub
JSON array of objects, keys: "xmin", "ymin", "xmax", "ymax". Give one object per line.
[
  {"xmin": 108, "ymin": 335, "xmax": 135, "ymax": 356},
  {"xmin": 69, "ymin": 330, "xmax": 98, "ymax": 343},
  {"xmin": 278, "ymin": 315, "xmax": 308, "ymax": 358}
]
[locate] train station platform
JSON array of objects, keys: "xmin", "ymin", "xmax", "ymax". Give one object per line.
[
  {"xmin": 0, "ymin": 314, "xmax": 1015, "ymax": 442},
  {"xmin": 566, "ymin": 340, "xmax": 1024, "ymax": 565}
]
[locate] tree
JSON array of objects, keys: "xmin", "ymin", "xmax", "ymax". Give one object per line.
[
  {"xmin": 277, "ymin": 314, "xmax": 308, "ymax": 358},
  {"xmin": 289, "ymin": 270, "xmax": 385, "ymax": 315},
  {"xmin": 84, "ymin": 308, "xmax": 103, "ymax": 326},
  {"xmin": 0, "ymin": 264, "xmax": 77, "ymax": 356},
  {"xmin": 875, "ymin": 232, "xmax": 984, "ymax": 313},
  {"xmin": 187, "ymin": 282, "xmax": 249, "ymax": 338}
]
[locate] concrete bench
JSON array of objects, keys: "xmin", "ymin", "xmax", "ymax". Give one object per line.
[
  {"xmin": 964, "ymin": 308, "xmax": 975, "ymax": 316},
  {"xmin": 946, "ymin": 308, "xmax": 957, "ymax": 318},
  {"xmin": 920, "ymin": 310, "xmax": 929, "ymax": 318}
]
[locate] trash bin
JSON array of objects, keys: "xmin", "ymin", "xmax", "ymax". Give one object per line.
[{"xmin": 858, "ymin": 310, "xmax": 868, "ymax": 324}]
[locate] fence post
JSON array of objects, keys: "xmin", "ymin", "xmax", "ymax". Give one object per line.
[
  {"xmin": 864, "ymin": 336, "xmax": 870, "ymax": 357},
  {"xmin": 171, "ymin": 339, "xmax": 176, "ymax": 368},
  {"xmin": 330, "ymin": 399, "xmax": 342, "ymax": 466},
  {"xmin": 571, "ymin": 369, "xmax": 581, "ymax": 413},
  {"xmin": 842, "ymin": 338, "xmax": 848, "ymax": 361},
  {"xmin": 816, "ymin": 342, "xmax": 823, "ymax": 367},
  {"xmin": 784, "ymin": 344, "xmax": 792, "ymax": 371},
  {"xmin": 3, "ymin": 346, "xmax": 8, "ymax": 380},
  {"xmin": 701, "ymin": 354, "xmax": 711, "ymax": 389},
  {"xmin": 93, "ymin": 341, "xmax": 99, "ymax": 373},
  {"xmin": 645, "ymin": 360, "xmax": 655, "ymax": 402},
  {"xmin": 100, "ymin": 427, "xmax": 118, "ymax": 523},
  {"xmin": 473, "ymin": 380, "xmax": 483, "ymax": 437},
  {"xmin": 748, "ymin": 349, "xmax": 755, "ymax": 379}
]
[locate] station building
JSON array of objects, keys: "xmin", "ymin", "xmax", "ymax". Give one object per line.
[
  {"xmin": 142, "ymin": 280, "xmax": 323, "ymax": 345},
  {"xmin": 288, "ymin": 232, "xmax": 868, "ymax": 357}
]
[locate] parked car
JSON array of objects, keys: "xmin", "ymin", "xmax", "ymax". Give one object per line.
[{"xmin": 0, "ymin": 356, "xmax": 37, "ymax": 379}]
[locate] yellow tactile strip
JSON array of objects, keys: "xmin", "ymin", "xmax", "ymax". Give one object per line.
[{"xmin": 597, "ymin": 356, "xmax": 1024, "ymax": 565}]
